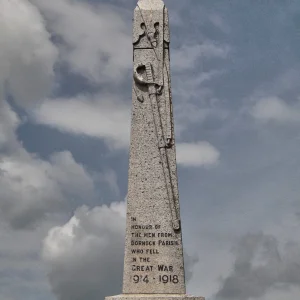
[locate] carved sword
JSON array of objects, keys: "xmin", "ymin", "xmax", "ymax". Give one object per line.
[{"xmin": 134, "ymin": 62, "xmax": 180, "ymax": 231}]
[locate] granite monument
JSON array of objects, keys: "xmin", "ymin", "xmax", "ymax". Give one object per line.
[{"xmin": 106, "ymin": 1, "xmax": 204, "ymax": 300}]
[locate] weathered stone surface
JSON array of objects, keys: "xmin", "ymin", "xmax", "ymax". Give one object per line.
[
  {"xmin": 106, "ymin": 295, "xmax": 205, "ymax": 300},
  {"xmin": 105, "ymin": 0, "xmax": 204, "ymax": 299},
  {"xmin": 123, "ymin": 0, "xmax": 184, "ymax": 294}
]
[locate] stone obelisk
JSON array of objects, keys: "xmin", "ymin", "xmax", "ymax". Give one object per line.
[{"xmin": 106, "ymin": 1, "xmax": 204, "ymax": 300}]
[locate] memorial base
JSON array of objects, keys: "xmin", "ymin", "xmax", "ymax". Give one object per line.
[{"xmin": 106, "ymin": 294, "xmax": 205, "ymax": 300}]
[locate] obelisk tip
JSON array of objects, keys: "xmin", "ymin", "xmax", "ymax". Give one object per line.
[{"xmin": 137, "ymin": 0, "xmax": 165, "ymax": 10}]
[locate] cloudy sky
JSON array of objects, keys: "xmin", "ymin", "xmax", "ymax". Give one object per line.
[{"xmin": 1, "ymin": 0, "xmax": 300, "ymax": 299}]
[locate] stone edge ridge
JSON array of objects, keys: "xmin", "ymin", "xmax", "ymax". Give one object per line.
[{"xmin": 105, "ymin": 295, "xmax": 205, "ymax": 300}]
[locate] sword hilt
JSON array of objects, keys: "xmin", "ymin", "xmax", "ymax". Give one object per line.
[{"xmin": 145, "ymin": 62, "xmax": 154, "ymax": 83}]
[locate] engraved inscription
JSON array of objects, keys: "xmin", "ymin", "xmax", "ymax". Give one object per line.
[{"xmin": 129, "ymin": 216, "xmax": 180, "ymax": 285}]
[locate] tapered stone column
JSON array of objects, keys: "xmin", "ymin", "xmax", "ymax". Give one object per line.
[{"xmin": 105, "ymin": 1, "xmax": 204, "ymax": 300}]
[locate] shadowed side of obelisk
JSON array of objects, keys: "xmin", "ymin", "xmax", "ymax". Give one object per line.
[{"xmin": 105, "ymin": 1, "xmax": 204, "ymax": 299}]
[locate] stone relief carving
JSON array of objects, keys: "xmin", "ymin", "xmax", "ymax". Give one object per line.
[
  {"xmin": 132, "ymin": 8, "xmax": 180, "ymax": 231},
  {"xmin": 133, "ymin": 22, "xmax": 160, "ymax": 48},
  {"xmin": 134, "ymin": 62, "xmax": 163, "ymax": 94},
  {"xmin": 146, "ymin": 22, "xmax": 159, "ymax": 48}
]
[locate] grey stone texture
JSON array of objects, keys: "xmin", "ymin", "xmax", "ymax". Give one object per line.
[
  {"xmin": 123, "ymin": 0, "xmax": 184, "ymax": 294},
  {"xmin": 105, "ymin": 1, "xmax": 204, "ymax": 299},
  {"xmin": 106, "ymin": 295, "xmax": 205, "ymax": 300}
]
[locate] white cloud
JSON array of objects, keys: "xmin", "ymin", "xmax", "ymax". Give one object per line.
[
  {"xmin": 172, "ymin": 42, "xmax": 230, "ymax": 71},
  {"xmin": 95, "ymin": 169, "xmax": 120, "ymax": 197},
  {"xmin": 0, "ymin": 0, "xmax": 132, "ymax": 156},
  {"xmin": 252, "ymin": 97, "xmax": 300, "ymax": 123},
  {"xmin": 0, "ymin": 220, "xmax": 55, "ymax": 300},
  {"xmin": 0, "ymin": 0, "xmax": 132, "ymax": 149},
  {"xmin": 0, "ymin": 150, "xmax": 98, "ymax": 229},
  {"xmin": 0, "ymin": 0, "xmax": 58, "ymax": 107},
  {"xmin": 176, "ymin": 141, "xmax": 220, "ymax": 167},
  {"xmin": 215, "ymin": 233, "xmax": 300, "ymax": 300},
  {"xmin": 0, "ymin": 0, "xmax": 99, "ymax": 230},
  {"xmin": 209, "ymin": 13, "xmax": 231, "ymax": 34},
  {"xmin": 30, "ymin": 0, "xmax": 131, "ymax": 84},
  {"xmin": 257, "ymin": 287, "xmax": 300, "ymax": 300},
  {"xmin": 0, "ymin": 100, "xmax": 20, "ymax": 153},
  {"xmin": 32, "ymin": 94, "xmax": 131, "ymax": 149},
  {"xmin": 42, "ymin": 202, "xmax": 126, "ymax": 300},
  {"xmin": 0, "ymin": 0, "xmax": 105, "ymax": 230}
]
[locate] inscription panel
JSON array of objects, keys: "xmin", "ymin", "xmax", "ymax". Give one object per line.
[{"xmin": 123, "ymin": 214, "xmax": 185, "ymax": 293}]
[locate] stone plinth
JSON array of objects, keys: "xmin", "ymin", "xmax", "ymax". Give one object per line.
[{"xmin": 106, "ymin": 295, "xmax": 205, "ymax": 300}]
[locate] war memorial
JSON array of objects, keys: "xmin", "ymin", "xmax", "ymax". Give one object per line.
[{"xmin": 106, "ymin": 1, "xmax": 205, "ymax": 300}]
